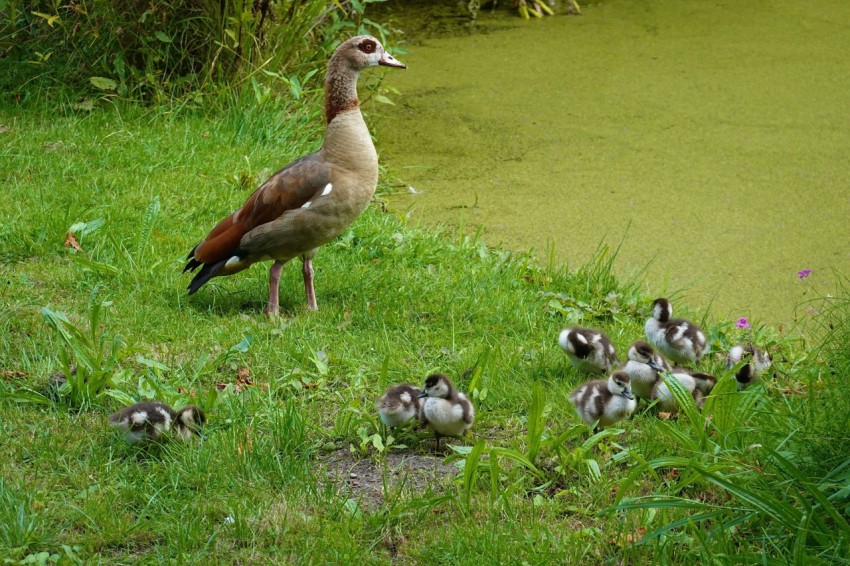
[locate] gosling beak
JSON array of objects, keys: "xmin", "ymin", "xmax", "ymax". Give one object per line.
[
  {"xmin": 622, "ymin": 389, "xmax": 635, "ymax": 400},
  {"xmin": 379, "ymin": 51, "xmax": 406, "ymax": 69},
  {"xmin": 648, "ymin": 359, "xmax": 663, "ymax": 371},
  {"xmin": 417, "ymin": 391, "xmax": 427, "ymax": 398}
]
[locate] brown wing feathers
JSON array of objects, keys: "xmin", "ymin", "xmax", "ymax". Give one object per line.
[{"xmin": 184, "ymin": 153, "xmax": 331, "ymax": 294}]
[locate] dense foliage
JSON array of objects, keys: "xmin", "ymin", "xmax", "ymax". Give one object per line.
[{"xmin": 0, "ymin": 0, "xmax": 391, "ymax": 101}]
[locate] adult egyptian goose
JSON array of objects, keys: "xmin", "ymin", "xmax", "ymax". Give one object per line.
[
  {"xmin": 183, "ymin": 36, "xmax": 405, "ymax": 314},
  {"xmin": 569, "ymin": 370, "xmax": 636, "ymax": 428},
  {"xmin": 557, "ymin": 327, "xmax": 620, "ymax": 373},
  {"xmin": 644, "ymin": 298, "xmax": 709, "ymax": 364}
]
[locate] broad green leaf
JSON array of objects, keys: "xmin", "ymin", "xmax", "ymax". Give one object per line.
[
  {"xmin": 89, "ymin": 77, "xmax": 117, "ymax": 91},
  {"xmin": 31, "ymin": 11, "xmax": 59, "ymax": 26}
]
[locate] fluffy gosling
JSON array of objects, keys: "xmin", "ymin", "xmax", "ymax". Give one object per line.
[
  {"xmin": 651, "ymin": 370, "xmax": 716, "ymax": 412},
  {"xmin": 558, "ymin": 327, "xmax": 620, "ymax": 373},
  {"xmin": 108, "ymin": 401, "xmax": 205, "ymax": 444},
  {"xmin": 569, "ymin": 370, "xmax": 636, "ymax": 428},
  {"xmin": 417, "ymin": 373, "xmax": 474, "ymax": 449},
  {"xmin": 645, "ymin": 298, "xmax": 709, "ymax": 364},
  {"xmin": 726, "ymin": 344, "xmax": 772, "ymax": 390},
  {"xmin": 376, "ymin": 384, "xmax": 422, "ymax": 427},
  {"xmin": 623, "ymin": 340, "xmax": 672, "ymax": 400}
]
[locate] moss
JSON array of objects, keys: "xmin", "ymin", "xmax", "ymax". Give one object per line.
[{"xmin": 375, "ymin": 0, "xmax": 850, "ymax": 325}]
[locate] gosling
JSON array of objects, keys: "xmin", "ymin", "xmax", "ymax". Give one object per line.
[
  {"xmin": 623, "ymin": 340, "xmax": 672, "ymax": 400},
  {"xmin": 726, "ymin": 344, "xmax": 772, "ymax": 390},
  {"xmin": 108, "ymin": 401, "xmax": 206, "ymax": 444},
  {"xmin": 377, "ymin": 384, "xmax": 422, "ymax": 427},
  {"xmin": 569, "ymin": 370, "xmax": 636, "ymax": 428},
  {"xmin": 651, "ymin": 370, "xmax": 716, "ymax": 412},
  {"xmin": 645, "ymin": 298, "xmax": 709, "ymax": 364},
  {"xmin": 417, "ymin": 373, "xmax": 474, "ymax": 449},
  {"xmin": 558, "ymin": 327, "xmax": 620, "ymax": 373}
]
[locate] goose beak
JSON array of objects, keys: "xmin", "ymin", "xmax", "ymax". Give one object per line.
[
  {"xmin": 417, "ymin": 391, "xmax": 427, "ymax": 398},
  {"xmin": 379, "ymin": 52, "xmax": 406, "ymax": 69},
  {"xmin": 648, "ymin": 359, "xmax": 663, "ymax": 371},
  {"xmin": 622, "ymin": 389, "xmax": 635, "ymax": 400}
]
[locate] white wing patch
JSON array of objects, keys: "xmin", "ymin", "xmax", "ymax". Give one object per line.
[
  {"xmin": 301, "ymin": 201, "xmax": 312, "ymax": 209},
  {"xmin": 321, "ymin": 183, "xmax": 333, "ymax": 196}
]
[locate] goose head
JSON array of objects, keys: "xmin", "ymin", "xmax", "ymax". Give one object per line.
[{"xmin": 333, "ymin": 35, "xmax": 406, "ymax": 71}]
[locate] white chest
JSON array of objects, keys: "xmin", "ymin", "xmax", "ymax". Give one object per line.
[
  {"xmin": 644, "ymin": 319, "xmax": 667, "ymax": 349},
  {"xmin": 600, "ymin": 395, "xmax": 637, "ymax": 427},
  {"xmin": 624, "ymin": 361, "xmax": 658, "ymax": 400},
  {"xmin": 652, "ymin": 372, "xmax": 697, "ymax": 411},
  {"xmin": 422, "ymin": 398, "xmax": 469, "ymax": 436}
]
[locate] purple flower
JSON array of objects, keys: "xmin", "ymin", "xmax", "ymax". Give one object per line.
[
  {"xmin": 798, "ymin": 269, "xmax": 812, "ymax": 279},
  {"xmin": 736, "ymin": 317, "xmax": 751, "ymax": 329}
]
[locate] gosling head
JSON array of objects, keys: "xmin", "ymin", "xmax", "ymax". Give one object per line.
[
  {"xmin": 558, "ymin": 328, "xmax": 587, "ymax": 356},
  {"xmin": 651, "ymin": 298, "xmax": 672, "ymax": 323},
  {"xmin": 418, "ymin": 373, "xmax": 453, "ymax": 399},
  {"xmin": 608, "ymin": 371, "xmax": 634, "ymax": 400},
  {"xmin": 173, "ymin": 405, "xmax": 206, "ymax": 441},
  {"xmin": 628, "ymin": 340, "xmax": 664, "ymax": 371}
]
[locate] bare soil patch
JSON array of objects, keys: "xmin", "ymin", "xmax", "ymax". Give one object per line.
[{"xmin": 321, "ymin": 449, "xmax": 458, "ymax": 509}]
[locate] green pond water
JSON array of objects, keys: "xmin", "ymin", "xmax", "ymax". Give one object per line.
[{"xmin": 373, "ymin": 0, "xmax": 850, "ymax": 326}]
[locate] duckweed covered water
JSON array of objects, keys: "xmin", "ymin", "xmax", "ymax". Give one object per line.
[{"xmin": 374, "ymin": 0, "xmax": 850, "ymax": 325}]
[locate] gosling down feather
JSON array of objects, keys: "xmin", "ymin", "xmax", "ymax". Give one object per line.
[{"xmin": 644, "ymin": 298, "xmax": 709, "ymax": 364}]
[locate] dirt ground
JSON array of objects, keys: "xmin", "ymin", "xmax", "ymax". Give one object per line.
[{"xmin": 321, "ymin": 448, "xmax": 459, "ymax": 510}]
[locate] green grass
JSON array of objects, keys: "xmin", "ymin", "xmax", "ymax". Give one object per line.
[{"xmin": 1, "ymin": 97, "xmax": 848, "ymax": 563}]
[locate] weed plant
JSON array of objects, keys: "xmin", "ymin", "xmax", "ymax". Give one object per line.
[
  {"xmin": 0, "ymin": 95, "xmax": 847, "ymax": 562},
  {"xmin": 0, "ymin": 0, "xmax": 397, "ymax": 102}
]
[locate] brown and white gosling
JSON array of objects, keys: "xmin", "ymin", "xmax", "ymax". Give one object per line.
[
  {"xmin": 569, "ymin": 370, "xmax": 636, "ymax": 428},
  {"xmin": 651, "ymin": 370, "xmax": 717, "ymax": 412},
  {"xmin": 417, "ymin": 374, "xmax": 474, "ymax": 449},
  {"xmin": 376, "ymin": 384, "xmax": 422, "ymax": 427},
  {"xmin": 558, "ymin": 327, "xmax": 620, "ymax": 373},
  {"xmin": 622, "ymin": 340, "xmax": 672, "ymax": 400},
  {"xmin": 726, "ymin": 344, "xmax": 772, "ymax": 390},
  {"xmin": 108, "ymin": 401, "xmax": 206, "ymax": 444},
  {"xmin": 645, "ymin": 298, "xmax": 709, "ymax": 364}
]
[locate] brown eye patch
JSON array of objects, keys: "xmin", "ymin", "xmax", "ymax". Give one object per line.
[{"xmin": 359, "ymin": 39, "xmax": 377, "ymax": 54}]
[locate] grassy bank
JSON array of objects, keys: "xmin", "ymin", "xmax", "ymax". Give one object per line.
[{"xmin": 1, "ymin": 98, "xmax": 848, "ymax": 563}]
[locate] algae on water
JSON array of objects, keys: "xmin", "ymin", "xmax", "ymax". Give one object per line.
[{"xmin": 374, "ymin": 0, "xmax": 850, "ymax": 325}]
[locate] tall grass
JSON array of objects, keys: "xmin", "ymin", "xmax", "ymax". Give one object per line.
[
  {"xmin": 0, "ymin": 0, "xmax": 395, "ymax": 102},
  {"xmin": 604, "ymin": 297, "xmax": 850, "ymax": 562}
]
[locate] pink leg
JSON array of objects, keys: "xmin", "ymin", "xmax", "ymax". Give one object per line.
[
  {"xmin": 302, "ymin": 256, "xmax": 317, "ymax": 311},
  {"xmin": 265, "ymin": 261, "xmax": 284, "ymax": 316}
]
